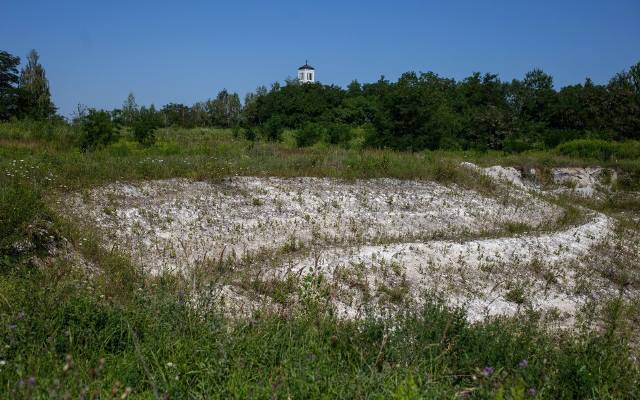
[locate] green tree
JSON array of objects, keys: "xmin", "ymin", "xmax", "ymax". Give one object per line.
[
  {"xmin": 262, "ymin": 115, "xmax": 285, "ymax": 141},
  {"xmin": 18, "ymin": 49, "xmax": 56, "ymax": 119},
  {"xmin": 121, "ymin": 92, "xmax": 139, "ymax": 126},
  {"xmin": 458, "ymin": 72, "xmax": 509, "ymax": 149},
  {"xmin": 207, "ymin": 89, "xmax": 242, "ymax": 127},
  {"xmin": 368, "ymin": 72, "xmax": 460, "ymax": 151},
  {"xmin": 161, "ymin": 103, "xmax": 193, "ymax": 128},
  {"xmin": 606, "ymin": 62, "xmax": 640, "ymax": 140},
  {"xmin": 0, "ymin": 50, "xmax": 20, "ymax": 120},
  {"xmin": 133, "ymin": 106, "xmax": 162, "ymax": 146},
  {"xmin": 80, "ymin": 109, "xmax": 116, "ymax": 151}
]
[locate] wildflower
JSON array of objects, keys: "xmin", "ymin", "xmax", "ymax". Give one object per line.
[
  {"xmin": 527, "ymin": 387, "xmax": 537, "ymax": 396},
  {"xmin": 166, "ymin": 362, "xmax": 175, "ymax": 368},
  {"xmin": 122, "ymin": 387, "xmax": 132, "ymax": 399},
  {"xmin": 0, "ymin": 360, "xmax": 6, "ymax": 366},
  {"xmin": 481, "ymin": 366, "xmax": 494, "ymax": 377},
  {"xmin": 27, "ymin": 376, "xmax": 36, "ymax": 386},
  {"xmin": 519, "ymin": 359, "xmax": 529, "ymax": 368},
  {"xmin": 63, "ymin": 354, "xmax": 73, "ymax": 372}
]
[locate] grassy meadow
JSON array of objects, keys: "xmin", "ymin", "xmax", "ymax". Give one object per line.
[{"xmin": 1, "ymin": 121, "xmax": 639, "ymax": 399}]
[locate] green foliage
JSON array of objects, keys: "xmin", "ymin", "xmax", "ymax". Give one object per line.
[
  {"xmin": 120, "ymin": 92, "xmax": 138, "ymax": 126},
  {"xmin": 556, "ymin": 139, "xmax": 640, "ymax": 161},
  {"xmin": 243, "ymin": 61, "xmax": 640, "ymax": 152},
  {"xmin": 17, "ymin": 49, "xmax": 56, "ymax": 120},
  {"xmin": 206, "ymin": 89, "xmax": 242, "ymax": 128},
  {"xmin": 262, "ymin": 115, "xmax": 285, "ymax": 141},
  {"xmin": 1, "ymin": 270, "xmax": 638, "ymax": 398},
  {"xmin": 161, "ymin": 102, "xmax": 193, "ymax": 128},
  {"xmin": 0, "ymin": 183, "xmax": 44, "ymax": 258},
  {"xmin": 295, "ymin": 122, "xmax": 324, "ymax": 147},
  {"xmin": 132, "ymin": 107, "xmax": 162, "ymax": 146},
  {"xmin": 0, "ymin": 50, "xmax": 21, "ymax": 121},
  {"xmin": 295, "ymin": 121, "xmax": 353, "ymax": 147},
  {"xmin": 80, "ymin": 109, "xmax": 116, "ymax": 151},
  {"xmin": 0, "ymin": 118, "xmax": 77, "ymax": 147},
  {"xmin": 244, "ymin": 126, "xmax": 257, "ymax": 141}
]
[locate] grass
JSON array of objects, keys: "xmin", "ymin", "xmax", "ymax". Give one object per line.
[
  {"xmin": 1, "ymin": 121, "xmax": 639, "ymax": 398},
  {"xmin": 2, "ymin": 259, "xmax": 639, "ymax": 399}
]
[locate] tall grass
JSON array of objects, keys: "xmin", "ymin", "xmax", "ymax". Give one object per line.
[
  {"xmin": 556, "ymin": 139, "xmax": 640, "ymax": 162},
  {"xmin": 2, "ymin": 261, "xmax": 638, "ymax": 398}
]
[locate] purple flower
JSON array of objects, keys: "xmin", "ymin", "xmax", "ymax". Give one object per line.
[
  {"xmin": 519, "ymin": 359, "xmax": 529, "ymax": 368},
  {"xmin": 482, "ymin": 366, "xmax": 495, "ymax": 377},
  {"xmin": 527, "ymin": 387, "xmax": 537, "ymax": 397},
  {"xmin": 27, "ymin": 376, "xmax": 36, "ymax": 387}
]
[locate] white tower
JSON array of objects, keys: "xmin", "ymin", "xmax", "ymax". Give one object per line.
[{"xmin": 298, "ymin": 61, "xmax": 315, "ymax": 83}]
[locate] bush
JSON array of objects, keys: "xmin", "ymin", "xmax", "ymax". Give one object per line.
[
  {"xmin": 295, "ymin": 122, "xmax": 325, "ymax": 147},
  {"xmin": 80, "ymin": 109, "xmax": 116, "ymax": 151},
  {"xmin": 503, "ymin": 136, "xmax": 533, "ymax": 153},
  {"xmin": 133, "ymin": 108, "xmax": 162, "ymax": 146},
  {"xmin": 325, "ymin": 122, "xmax": 352, "ymax": 145},
  {"xmin": 262, "ymin": 116, "xmax": 285, "ymax": 142},
  {"xmin": 295, "ymin": 122, "xmax": 353, "ymax": 148},
  {"xmin": 244, "ymin": 127, "xmax": 257, "ymax": 141}
]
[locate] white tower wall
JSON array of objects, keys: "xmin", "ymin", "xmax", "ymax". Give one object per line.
[{"xmin": 298, "ymin": 66, "xmax": 315, "ymax": 83}]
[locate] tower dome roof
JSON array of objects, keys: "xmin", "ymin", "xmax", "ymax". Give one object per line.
[{"xmin": 298, "ymin": 62, "xmax": 315, "ymax": 70}]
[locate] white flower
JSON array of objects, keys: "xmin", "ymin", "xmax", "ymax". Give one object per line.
[{"xmin": 0, "ymin": 360, "xmax": 6, "ymax": 366}]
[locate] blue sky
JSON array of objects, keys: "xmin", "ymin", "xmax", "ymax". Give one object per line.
[{"xmin": 3, "ymin": 0, "xmax": 639, "ymax": 117}]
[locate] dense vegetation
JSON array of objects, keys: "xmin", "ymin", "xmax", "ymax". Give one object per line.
[{"xmin": 1, "ymin": 49, "xmax": 639, "ymax": 152}]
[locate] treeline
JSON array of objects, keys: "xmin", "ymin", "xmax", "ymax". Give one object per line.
[
  {"xmin": 118, "ymin": 63, "xmax": 640, "ymax": 152},
  {"xmin": 2, "ymin": 48, "xmax": 639, "ymax": 152},
  {"xmin": 242, "ymin": 66, "xmax": 640, "ymax": 151}
]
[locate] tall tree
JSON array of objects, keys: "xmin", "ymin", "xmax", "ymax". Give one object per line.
[
  {"xmin": 18, "ymin": 49, "xmax": 56, "ymax": 119},
  {"xmin": 0, "ymin": 50, "xmax": 21, "ymax": 120},
  {"xmin": 606, "ymin": 62, "xmax": 640, "ymax": 140},
  {"xmin": 121, "ymin": 92, "xmax": 139, "ymax": 126},
  {"xmin": 207, "ymin": 89, "xmax": 242, "ymax": 127}
]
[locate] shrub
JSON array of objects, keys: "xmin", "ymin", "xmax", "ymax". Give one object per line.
[
  {"xmin": 132, "ymin": 108, "xmax": 162, "ymax": 146},
  {"xmin": 295, "ymin": 122, "xmax": 325, "ymax": 147},
  {"xmin": 80, "ymin": 109, "xmax": 116, "ymax": 151},
  {"xmin": 262, "ymin": 116, "xmax": 285, "ymax": 142},
  {"xmin": 295, "ymin": 122, "xmax": 353, "ymax": 147},
  {"xmin": 325, "ymin": 122, "xmax": 352, "ymax": 145},
  {"xmin": 244, "ymin": 127, "xmax": 257, "ymax": 141}
]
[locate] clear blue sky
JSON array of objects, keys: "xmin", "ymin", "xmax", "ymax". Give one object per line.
[{"xmin": 3, "ymin": 0, "xmax": 639, "ymax": 117}]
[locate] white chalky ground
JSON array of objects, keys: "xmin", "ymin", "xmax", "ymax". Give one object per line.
[{"xmin": 63, "ymin": 166, "xmax": 629, "ymax": 323}]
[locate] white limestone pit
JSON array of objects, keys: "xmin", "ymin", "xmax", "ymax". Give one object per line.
[{"xmin": 60, "ymin": 167, "xmax": 635, "ymax": 324}]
